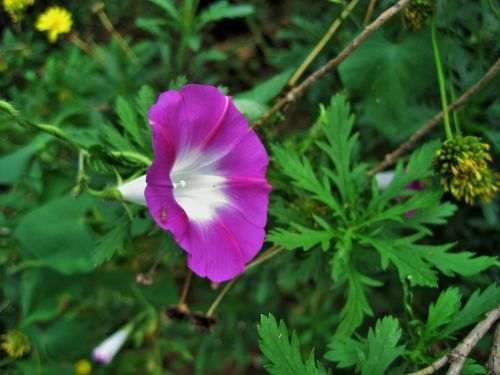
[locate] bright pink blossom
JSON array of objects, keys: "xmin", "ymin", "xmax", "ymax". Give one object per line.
[{"xmin": 139, "ymin": 84, "xmax": 270, "ymax": 282}]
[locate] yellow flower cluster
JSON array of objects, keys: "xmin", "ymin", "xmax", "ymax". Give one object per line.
[
  {"xmin": 434, "ymin": 135, "xmax": 499, "ymax": 205},
  {"xmin": 0, "ymin": 330, "xmax": 31, "ymax": 358},
  {"xmin": 35, "ymin": 6, "xmax": 73, "ymax": 43},
  {"xmin": 403, "ymin": 0, "xmax": 435, "ymax": 31},
  {"xmin": 2, "ymin": 0, "xmax": 34, "ymax": 22}
]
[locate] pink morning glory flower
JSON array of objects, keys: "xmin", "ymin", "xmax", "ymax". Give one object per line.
[
  {"xmin": 92, "ymin": 324, "xmax": 133, "ymax": 365},
  {"xmin": 119, "ymin": 85, "xmax": 271, "ymax": 282}
]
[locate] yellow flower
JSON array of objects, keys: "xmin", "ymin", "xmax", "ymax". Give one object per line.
[
  {"xmin": 2, "ymin": 0, "xmax": 34, "ymax": 22},
  {"xmin": 74, "ymin": 359, "xmax": 92, "ymax": 375},
  {"xmin": 1, "ymin": 330, "xmax": 31, "ymax": 358},
  {"xmin": 35, "ymin": 6, "xmax": 73, "ymax": 43},
  {"xmin": 434, "ymin": 135, "xmax": 499, "ymax": 205}
]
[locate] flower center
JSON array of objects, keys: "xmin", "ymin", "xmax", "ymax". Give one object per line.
[{"xmin": 170, "ymin": 152, "xmax": 228, "ymax": 222}]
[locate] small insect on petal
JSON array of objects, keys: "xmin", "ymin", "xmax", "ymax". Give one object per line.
[{"xmin": 160, "ymin": 208, "xmax": 168, "ymax": 224}]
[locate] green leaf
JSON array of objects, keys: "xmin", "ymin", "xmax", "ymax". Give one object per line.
[
  {"xmin": 360, "ymin": 234, "xmax": 440, "ymax": 287},
  {"xmin": 339, "ymin": 31, "xmax": 434, "ymax": 142},
  {"xmin": 21, "ymin": 269, "xmax": 86, "ymax": 324},
  {"xmin": 336, "ymin": 265, "xmax": 382, "ymax": 336},
  {"xmin": 324, "ymin": 336, "xmax": 361, "ymax": 369},
  {"xmin": 367, "ymin": 141, "xmax": 439, "ymax": 213},
  {"xmin": 326, "ymin": 316, "xmax": 405, "ymax": 375},
  {"xmin": 0, "ymin": 135, "xmax": 49, "ymax": 184},
  {"xmin": 420, "ymin": 287, "xmax": 462, "ymax": 342},
  {"xmin": 233, "ymin": 98, "xmax": 269, "ymax": 123},
  {"xmin": 13, "ymin": 195, "xmax": 95, "ymax": 274},
  {"xmin": 442, "ymin": 284, "xmax": 500, "ymax": 338},
  {"xmin": 92, "ymin": 215, "xmax": 129, "ymax": 265},
  {"xmin": 115, "ymin": 96, "xmax": 142, "ymax": 144},
  {"xmin": 258, "ymin": 314, "xmax": 330, "ymax": 375},
  {"xmin": 137, "ymin": 84, "xmax": 156, "ymax": 124},
  {"xmin": 423, "ymin": 247, "xmax": 498, "ymax": 278},
  {"xmin": 317, "ymin": 94, "xmax": 363, "ymax": 204},
  {"xmin": 272, "ymin": 144, "xmax": 344, "ymax": 218},
  {"xmin": 235, "ymin": 69, "xmax": 293, "ymax": 104},
  {"xmin": 268, "ymin": 221, "xmax": 335, "ymax": 251},
  {"xmin": 197, "ymin": 2, "xmax": 254, "ymax": 30},
  {"xmin": 147, "ymin": 0, "xmax": 180, "ymax": 21}
]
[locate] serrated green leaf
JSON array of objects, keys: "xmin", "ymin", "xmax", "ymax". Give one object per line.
[
  {"xmin": 258, "ymin": 314, "xmax": 330, "ymax": 375},
  {"xmin": 360, "ymin": 234, "xmax": 439, "ymax": 287},
  {"xmin": 317, "ymin": 94, "xmax": 364, "ymax": 204},
  {"xmin": 272, "ymin": 144, "xmax": 344, "ymax": 219},
  {"xmin": 326, "ymin": 317, "xmax": 405, "ymax": 375},
  {"xmin": 324, "ymin": 336, "xmax": 361, "ymax": 368},
  {"xmin": 442, "ymin": 284, "xmax": 500, "ymax": 338},
  {"xmin": 421, "ymin": 287, "xmax": 462, "ymax": 342},
  {"xmin": 359, "ymin": 317, "xmax": 405, "ymax": 375},
  {"xmin": 137, "ymin": 84, "xmax": 156, "ymax": 123},
  {"xmin": 423, "ymin": 248, "xmax": 498, "ymax": 278},
  {"xmin": 115, "ymin": 96, "xmax": 142, "ymax": 144},
  {"xmin": 92, "ymin": 215, "xmax": 129, "ymax": 265},
  {"xmin": 268, "ymin": 223, "xmax": 335, "ymax": 251},
  {"xmin": 367, "ymin": 141, "xmax": 439, "ymax": 213},
  {"xmin": 336, "ymin": 265, "xmax": 382, "ymax": 336}
]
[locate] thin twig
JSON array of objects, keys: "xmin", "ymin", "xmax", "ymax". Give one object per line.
[
  {"xmin": 287, "ymin": 0, "xmax": 360, "ymax": 88},
  {"xmin": 92, "ymin": 2, "xmax": 138, "ymax": 64},
  {"xmin": 367, "ymin": 57, "xmax": 500, "ymax": 177},
  {"xmin": 204, "ymin": 245, "xmax": 284, "ymax": 317},
  {"xmin": 206, "ymin": 278, "xmax": 236, "ymax": 317},
  {"xmin": 407, "ymin": 307, "xmax": 500, "ymax": 375},
  {"xmin": 363, "ymin": 0, "xmax": 378, "ymax": 25},
  {"xmin": 251, "ymin": 0, "xmax": 411, "ymax": 129},
  {"xmin": 486, "ymin": 322, "xmax": 500, "ymax": 375},
  {"xmin": 178, "ymin": 270, "xmax": 193, "ymax": 308}
]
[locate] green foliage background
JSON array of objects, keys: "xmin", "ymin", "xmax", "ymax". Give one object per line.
[{"xmin": 0, "ymin": 0, "xmax": 499, "ymax": 374}]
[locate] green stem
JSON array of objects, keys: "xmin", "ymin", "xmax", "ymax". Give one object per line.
[
  {"xmin": 87, "ymin": 186, "xmax": 123, "ymax": 200},
  {"xmin": 0, "ymin": 100, "xmax": 84, "ymax": 151},
  {"xmin": 444, "ymin": 0, "xmax": 460, "ymax": 134},
  {"xmin": 431, "ymin": 14, "xmax": 453, "ymax": 140},
  {"xmin": 109, "ymin": 151, "xmax": 151, "ymax": 166},
  {"xmin": 488, "ymin": 0, "xmax": 500, "ymax": 21}
]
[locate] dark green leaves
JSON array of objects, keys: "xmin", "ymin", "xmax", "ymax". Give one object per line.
[
  {"xmin": 326, "ymin": 317, "xmax": 405, "ymax": 375},
  {"xmin": 92, "ymin": 215, "xmax": 129, "ymax": 265},
  {"xmin": 258, "ymin": 314, "xmax": 330, "ymax": 375},
  {"xmin": 414, "ymin": 284, "xmax": 500, "ymax": 366},
  {"xmin": 197, "ymin": 2, "xmax": 254, "ymax": 30},
  {"xmin": 339, "ymin": 31, "xmax": 434, "ymax": 142},
  {"xmin": 14, "ymin": 195, "xmax": 95, "ymax": 274}
]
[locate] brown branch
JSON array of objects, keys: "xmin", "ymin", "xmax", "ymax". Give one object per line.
[
  {"xmin": 367, "ymin": 57, "xmax": 500, "ymax": 177},
  {"xmin": 407, "ymin": 307, "xmax": 500, "ymax": 375},
  {"xmin": 250, "ymin": 0, "xmax": 411, "ymax": 129},
  {"xmin": 486, "ymin": 322, "xmax": 500, "ymax": 375}
]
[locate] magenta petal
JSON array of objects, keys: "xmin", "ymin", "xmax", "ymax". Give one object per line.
[
  {"xmin": 145, "ymin": 184, "xmax": 188, "ymax": 241},
  {"xmin": 225, "ymin": 179, "xmax": 271, "ymax": 227},
  {"xmin": 146, "ymin": 84, "xmax": 271, "ymax": 282},
  {"xmin": 181, "ymin": 221, "xmax": 245, "ymax": 282},
  {"xmin": 217, "ymin": 131, "xmax": 269, "ymax": 178}
]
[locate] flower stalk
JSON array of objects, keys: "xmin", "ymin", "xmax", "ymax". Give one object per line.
[
  {"xmin": 287, "ymin": 0, "xmax": 360, "ymax": 88},
  {"xmin": 431, "ymin": 12, "xmax": 453, "ymax": 140}
]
